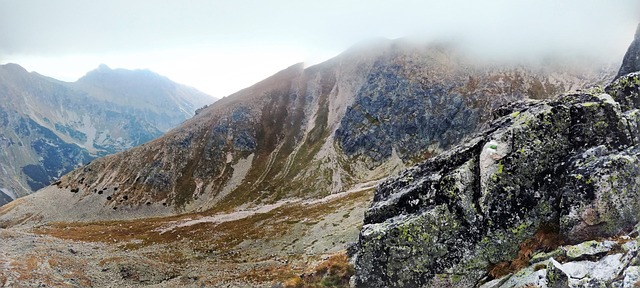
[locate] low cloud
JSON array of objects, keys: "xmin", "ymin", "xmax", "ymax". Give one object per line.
[
  {"xmin": 1, "ymin": 0, "xmax": 638, "ymax": 96},
  {"xmin": 1, "ymin": 0, "xmax": 638, "ymax": 58}
]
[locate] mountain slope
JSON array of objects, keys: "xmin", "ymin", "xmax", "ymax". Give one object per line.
[
  {"xmin": 0, "ymin": 64, "xmax": 214, "ymax": 205},
  {"xmin": 354, "ymin": 25, "xmax": 640, "ymax": 286},
  {"xmin": 354, "ymin": 73, "xmax": 640, "ymax": 287},
  {"xmin": 0, "ymin": 39, "xmax": 616, "ymax": 224}
]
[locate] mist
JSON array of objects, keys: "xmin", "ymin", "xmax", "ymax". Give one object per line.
[{"xmin": 1, "ymin": 0, "xmax": 638, "ymax": 96}]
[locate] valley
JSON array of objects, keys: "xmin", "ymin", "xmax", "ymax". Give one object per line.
[
  {"xmin": 1, "ymin": 186, "xmax": 371, "ymax": 287},
  {"xmin": 0, "ymin": 36, "xmax": 621, "ymax": 287}
]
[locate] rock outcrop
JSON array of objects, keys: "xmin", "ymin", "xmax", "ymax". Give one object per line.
[
  {"xmin": 353, "ymin": 72, "xmax": 640, "ymax": 287},
  {"xmin": 616, "ymin": 23, "xmax": 640, "ymax": 80}
]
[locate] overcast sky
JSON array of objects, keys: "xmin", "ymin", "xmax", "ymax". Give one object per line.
[{"xmin": 1, "ymin": 0, "xmax": 639, "ymax": 98}]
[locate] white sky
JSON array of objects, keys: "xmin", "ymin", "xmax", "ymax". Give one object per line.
[{"xmin": 1, "ymin": 0, "xmax": 639, "ymax": 98}]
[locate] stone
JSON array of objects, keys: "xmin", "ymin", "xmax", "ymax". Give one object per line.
[
  {"xmin": 353, "ymin": 73, "xmax": 640, "ymax": 287},
  {"xmin": 616, "ymin": 23, "xmax": 640, "ymax": 80},
  {"xmin": 563, "ymin": 240, "xmax": 616, "ymax": 260},
  {"xmin": 623, "ymin": 266, "xmax": 640, "ymax": 288},
  {"xmin": 546, "ymin": 258, "xmax": 568, "ymax": 288}
]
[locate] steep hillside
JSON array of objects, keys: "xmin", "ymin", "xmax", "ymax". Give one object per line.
[
  {"xmin": 0, "ymin": 39, "xmax": 615, "ymax": 224},
  {"xmin": 0, "ymin": 64, "xmax": 214, "ymax": 204},
  {"xmin": 353, "ymin": 24, "xmax": 640, "ymax": 287}
]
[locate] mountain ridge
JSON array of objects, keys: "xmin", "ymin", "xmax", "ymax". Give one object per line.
[
  {"xmin": 0, "ymin": 63, "xmax": 215, "ymax": 205},
  {"xmin": 0, "ymin": 36, "xmax": 631, "ymax": 287},
  {"xmin": 0, "ymin": 39, "xmax": 617, "ymax": 224}
]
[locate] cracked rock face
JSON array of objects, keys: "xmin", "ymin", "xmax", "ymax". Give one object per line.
[{"xmin": 353, "ymin": 72, "xmax": 640, "ymax": 287}]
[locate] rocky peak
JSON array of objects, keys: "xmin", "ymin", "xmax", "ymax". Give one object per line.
[{"xmin": 616, "ymin": 23, "xmax": 640, "ymax": 79}]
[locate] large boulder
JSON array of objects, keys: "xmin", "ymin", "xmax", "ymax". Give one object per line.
[{"xmin": 353, "ymin": 72, "xmax": 640, "ymax": 287}]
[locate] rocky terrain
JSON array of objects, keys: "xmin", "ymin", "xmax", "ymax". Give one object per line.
[
  {"xmin": 353, "ymin": 25, "xmax": 640, "ymax": 287},
  {"xmin": 0, "ymin": 39, "xmax": 615, "ymax": 226},
  {"xmin": 0, "ymin": 64, "xmax": 214, "ymax": 205},
  {"xmin": 0, "ymin": 185, "xmax": 373, "ymax": 287},
  {"xmin": 0, "ymin": 37, "xmax": 625, "ymax": 287}
]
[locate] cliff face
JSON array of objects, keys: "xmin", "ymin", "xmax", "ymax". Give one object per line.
[
  {"xmin": 353, "ymin": 27, "xmax": 640, "ymax": 287},
  {"xmin": 0, "ymin": 40, "xmax": 615, "ymax": 224}
]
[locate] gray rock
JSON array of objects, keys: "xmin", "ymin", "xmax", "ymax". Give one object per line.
[
  {"xmin": 623, "ymin": 266, "xmax": 640, "ymax": 288},
  {"xmin": 563, "ymin": 240, "xmax": 617, "ymax": 260},
  {"xmin": 547, "ymin": 258, "xmax": 568, "ymax": 288},
  {"xmin": 616, "ymin": 23, "xmax": 640, "ymax": 80},
  {"xmin": 353, "ymin": 73, "xmax": 640, "ymax": 287}
]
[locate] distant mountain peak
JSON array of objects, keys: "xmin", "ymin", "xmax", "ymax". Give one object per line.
[
  {"xmin": 0, "ymin": 63, "xmax": 28, "ymax": 73},
  {"xmin": 0, "ymin": 64, "xmax": 215, "ymax": 202},
  {"xmin": 95, "ymin": 63, "xmax": 111, "ymax": 72}
]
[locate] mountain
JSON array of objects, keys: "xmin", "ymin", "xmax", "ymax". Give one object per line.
[
  {"xmin": 0, "ymin": 39, "xmax": 620, "ymax": 287},
  {"xmin": 353, "ymin": 25, "xmax": 640, "ymax": 287},
  {"xmin": 0, "ymin": 40, "xmax": 615, "ymax": 223},
  {"xmin": 0, "ymin": 64, "xmax": 214, "ymax": 205},
  {"xmin": 354, "ymin": 75, "xmax": 640, "ymax": 287}
]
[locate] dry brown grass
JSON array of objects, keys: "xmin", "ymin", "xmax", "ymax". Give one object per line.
[
  {"xmin": 8, "ymin": 254, "xmax": 91, "ymax": 287},
  {"xmin": 33, "ymin": 189, "xmax": 371, "ymax": 272},
  {"xmin": 238, "ymin": 265, "xmax": 299, "ymax": 284},
  {"xmin": 283, "ymin": 253, "xmax": 354, "ymax": 288},
  {"xmin": 489, "ymin": 225, "xmax": 564, "ymax": 279},
  {"xmin": 47, "ymin": 256, "xmax": 93, "ymax": 287}
]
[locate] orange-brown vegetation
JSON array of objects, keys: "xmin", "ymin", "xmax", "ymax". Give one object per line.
[
  {"xmin": 31, "ymin": 189, "xmax": 371, "ymax": 284},
  {"xmin": 7, "ymin": 254, "xmax": 91, "ymax": 287},
  {"xmin": 284, "ymin": 253, "xmax": 354, "ymax": 288},
  {"xmin": 489, "ymin": 225, "xmax": 564, "ymax": 279}
]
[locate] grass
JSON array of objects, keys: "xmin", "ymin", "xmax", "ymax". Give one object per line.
[
  {"xmin": 33, "ymin": 189, "xmax": 372, "ymax": 283},
  {"xmin": 489, "ymin": 224, "xmax": 564, "ymax": 279},
  {"xmin": 283, "ymin": 253, "xmax": 354, "ymax": 288}
]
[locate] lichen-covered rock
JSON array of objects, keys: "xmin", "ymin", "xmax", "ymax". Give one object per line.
[
  {"xmin": 353, "ymin": 72, "xmax": 640, "ymax": 287},
  {"xmin": 563, "ymin": 240, "xmax": 616, "ymax": 259},
  {"xmin": 546, "ymin": 258, "xmax": 568, "ymax": 288}
]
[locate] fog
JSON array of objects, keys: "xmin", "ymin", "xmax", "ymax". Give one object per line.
[{"xmin": 1, "ymin": 0, "xmax": 638, "ymax": 97}]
